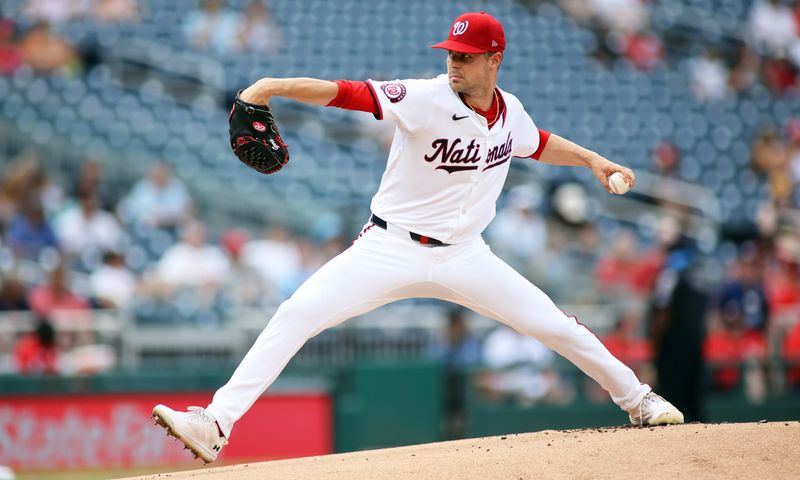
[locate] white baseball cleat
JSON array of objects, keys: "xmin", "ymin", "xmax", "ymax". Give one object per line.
[
  {"xmin": 152, "ymin": 404, "xmax": 227, "ymax": 463},
  {"xmin": 627, "ymin": 391, "xmax": 685, "ymax": 426}
]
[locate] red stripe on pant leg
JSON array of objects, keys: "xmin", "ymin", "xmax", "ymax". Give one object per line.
[
  {"xmin": 558, "ymin": 307, "xmax": 616, "ymax": 352},
  {"xmin": 353, "ymin": 223, "xmax": 376, "ymax": 244},
  {"xmin": 560, "ymin": 308, "xmax": 651, "ymax": 393}
]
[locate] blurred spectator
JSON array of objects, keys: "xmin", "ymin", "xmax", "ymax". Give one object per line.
[
  {"xmin": 648, "ymin": 238, "xmax": 708, "ymax": 422},
  {"xmin": 567, "ymin": 223, "xmax": 601, "ymax": 271},
  {"xmin": 119, "ymin": 162, "xmax": 192, "ymax": 230},
  {"xmin": 477, "ymin": 325, "xmax": 568, "ymax": 406},
  {"xmin": 24, "ymin": 0, "xmax": 90, "ymax": 24},
  {"xmin": 54, "ymin": 187, "xmax": 124, "ymax": 258},
  {"xmin": 783, "ymin": 318, "xmax": 800, "ymax": 387},
  {"xmin": 242, "ymin": 224, "xmax": 302, "ymax": 296},
  {"xmin": 704, "ymin": 313, "xmax": 769, "ymax": 402},
  {"xmin": 430, "ymin": 308, "xmax": 481, "ymax": 440},
  {"xmin": 752, "ymin": 126, "xmax": 792, "ymax": 204},
  {"xmin": 602, "ymin": 314, "xmax": 652, "ymax": 374},
  {"xmin": 748, "ymin": 0, "xmax": 797, "ymax": 57},
  {"xmin": 560, "ymin": 0, "xmax": 656, "ymax": 69},
  {"xmin": 277, "ymin": 237, "xmax": 326, "ymax": 299},
  {"xmin": 5, "ymin": 200, "xmax": 59, "ymax": 259},
  {"xmin": 787, "ymin": 118, "xmax": 800, "ymax": 183},
  {"xmin": 560, "ymin": 0, "xmax": 648, "ymax": 33},
  {"xmin": 0, "ymin": 184, "xmax": 11, "ymax": 237},
  {"xmin": 60, "ymin": 329, "xmax": 116, "ymax": 375},
  {"xmin": 183, "ymin": 0, "xmax": 241, "ymax": 54},
  {"xmin": 636, "ymin": 214, "xmax": 679, "ymax": 290},
  {"xmin": 595, "ymin": 229, "xmax": 653, "ymax": 296},
  {"xmin": 551, "ymin": 182, "xmax": 589, "ymax": 226},
  {"xmin": 71, "ymin": 158, "xmax": 114, "ymax": 209},
  {"xmin": 762, "ymin": 56, "xmax": 798, "ymax": 95},
  {"xmin": 717, "ymin": 245, "xmax": 770, "ymax": 333},
  {"xmin": 92, "ymin": 0, "xmax": 140, "ymax": 23},
  {"xmin": 2, "ymin": 153, "xmax": 58, "ymax": 214},
  {"xmin": 0, "ymin": 276, "xmax": 30, "ymax": 311},
  {"xmin": 689, "ymin": 47, "xmax": 730, "ymax": 101},
  {"xmin": 18, "ymin": 21, "xmax": 80, "ymax": 76},
  {"xmin": 236, "ymin": 1, "xmax": 282, "ymax": 54},
  {"xmin": 712, "ymin": 242, "xmax": 774, "ymax": 402},
  {"xmin": 488, "ymin": 185, "xmax": 547, "ymax": 269},
  {"xmin": 12, "ymin": 318, "xmax": 58, "ymax": 375},
  {"xmin": 590, "ymin": 0, "xmax": 648, "ymax": 33},
  {"xmin": 89, "ymin": 251, "xmax": 137, "ymax": 309},
  {"xmin": 27, "ymin": 263, "xmax": 90, "ymax": 320},
  {"xmin": 703, "ymin": 314, "xmax": 742, "ymax": 390},
  {"xmin": 311, "ymin": 212, "xmax": 346, "ymax": 261},
  {"xmin": 554, "ymin": 223, "xmax": 602, "ymax": 302},
  {"xmin": 765, "ymin": 232, "xmax": 800, "ymax": 317},
  {"xmin": 795, "ymin": 0, "xmax": 800, "ymax": 31},
  {"xmin": 620, "ymin": 29, "xmax": 663, "ymax": 71},
  {"xmin": 431, "ymin": 309, "xmax": 482, "ymax": 370},
  {"xmin": 0, "ymin": 19, "xmax": 22, "ymax": 75},
  {"xmin": 729, "ymin": 43, "xmax": 761, "ymax": 93},
  {"xmin": 219, "ymin": 228, "xmax": 272, "ymax": 307},
  {"xmin": 651, "ymin": 141, "xmax": 680, "ymax": 178},
  {"xmin": 153, "ymin": 220, "xmax": 230, "ymax": 291}
]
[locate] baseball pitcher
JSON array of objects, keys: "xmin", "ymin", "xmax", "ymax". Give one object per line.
[{"xmin": 153, "ymin": 11, "xmax": 683, "ymax": 463}]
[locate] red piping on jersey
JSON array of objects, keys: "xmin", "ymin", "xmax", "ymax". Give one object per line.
[
  {"xmin": 461, "ymin": 89, "xmax": 503, "ymax": 128},
  {"xmin": 499, "ymin": 89, "xmax": 507, "ymax": 127},
  {"xmin": 365, "ymin": 81, "xmax": 383, "ymax": 120},
  {"xmin": 530, "ymin": 128, "xmax": 551, "ymax": 160}
]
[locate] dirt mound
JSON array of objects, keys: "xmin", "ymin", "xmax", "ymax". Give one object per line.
[{"xmin": 122, "ymin": 422, "xmax": 800, "ymax": 480}]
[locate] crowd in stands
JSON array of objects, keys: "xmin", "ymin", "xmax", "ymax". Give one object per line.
[
  {"xmin": 183, "ymin": 0, "xmax": 282, "ymax": 54},
  {"xmin": 0, "ymin": 152, "xmax": 346, "ymax": 375},
  {"xmin": 0, "ymin": 0, "xmax": 281, "ymax": 78},
  {"xmin": 551, "ymin": 0, "xmax": 800, "ymax": 97},
  {"xmin": 0, "ymin": 2, "xmax": 798, "ymax": 415}
]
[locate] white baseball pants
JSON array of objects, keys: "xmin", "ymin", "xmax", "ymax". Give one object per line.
[{"xmin": 206, "ymin": 221, "xmax": 650, "ymax": 437}]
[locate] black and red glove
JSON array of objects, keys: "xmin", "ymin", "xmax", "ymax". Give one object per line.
[{"xmin": 228, "ymin": 91, "xmax": 289, "ymax": 174}]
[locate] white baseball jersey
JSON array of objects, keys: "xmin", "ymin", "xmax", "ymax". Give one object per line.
[{"xmin": 366, "ymin": 74, "xmax": 541, "ymax": 244}]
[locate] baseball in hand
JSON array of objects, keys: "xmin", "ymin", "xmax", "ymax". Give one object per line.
[{"xmin": 608, "ymin": 172, "xmax": 630, "ymax": 194}]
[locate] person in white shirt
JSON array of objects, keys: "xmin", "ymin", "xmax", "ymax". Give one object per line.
[
  {"xmin": 54, "ymin": 188, "xmax": 123, "ymax": 258},
  {"xmin": 89, "ymin": 251, "xmax": 137, "ymax": 309},
  {"xmin": 155, "ymin": 220, "xmax": 230, "ymax": 291},
  {"xmin": 748, "ymin": 0, "xmax": 798, "ymax": 56},
  {"xmin": 153, "ymin": 12, "xmax": 683, "ymax": 463},
  {"xmin": 119, "ymin": 162, "xmax": 192, "ymax": 230}
]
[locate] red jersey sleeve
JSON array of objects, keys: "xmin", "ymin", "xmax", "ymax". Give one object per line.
[
  {"xmin": 326, "ymin": 80, "xmax": 380, "ymax": 115},
  {"xmin": 530, "ymin": 128, "xmax": 551, "ymax": 160}
]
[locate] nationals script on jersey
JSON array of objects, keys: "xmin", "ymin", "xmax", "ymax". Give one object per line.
[{"xmin": 366, "ymin": 74, "xmax": 541, "ymax": 244}]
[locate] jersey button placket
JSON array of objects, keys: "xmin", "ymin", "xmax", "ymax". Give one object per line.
[{"xmin": 452, "ymin": 147, "xmax": 482, "ymax": 238}]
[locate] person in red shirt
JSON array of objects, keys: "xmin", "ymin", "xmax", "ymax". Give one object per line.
[
  {"xmin": 13, "ymin": 319, "xmax": 59, "ymax": 375},
  {"xmin": 0, "ymin": 19, "xmax": 22, "ymax": 75},
  {"xmin": 27, "ymin": 263, "xmax": 90, "ymax": 321}
]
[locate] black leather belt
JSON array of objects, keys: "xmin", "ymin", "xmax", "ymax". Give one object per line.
[{"xmin": 370, "ymin": 214, "xmax": 450, "ymax": 247}]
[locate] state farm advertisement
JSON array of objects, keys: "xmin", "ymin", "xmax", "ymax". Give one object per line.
[{"xmin": 0, "ymin": 391, "xmax": 332, "ymax": 470}]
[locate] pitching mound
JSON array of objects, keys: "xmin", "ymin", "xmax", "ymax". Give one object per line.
[{"xmin": 123, "ymin": 422, "xmax": 799, "ymax": 480}]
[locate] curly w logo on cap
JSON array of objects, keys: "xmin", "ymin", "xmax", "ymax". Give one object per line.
[{"xmin": 452, "ymin": 21, "xmax": 469, "ymax": 36}]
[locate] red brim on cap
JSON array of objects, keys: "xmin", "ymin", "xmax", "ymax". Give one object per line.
[{"xmin": 431, "ymin": 39, "xmax": 488, "ymax": 54}]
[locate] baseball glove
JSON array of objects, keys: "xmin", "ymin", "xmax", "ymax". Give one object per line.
[{"xmin": 228, "ymin": 91, "xmax": 289, "ymax": 174}]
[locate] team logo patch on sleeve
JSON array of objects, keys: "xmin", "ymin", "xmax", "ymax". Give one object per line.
[{"xmin": 380, "ymin": 83, "xmax": 406, "ymax": 103}]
